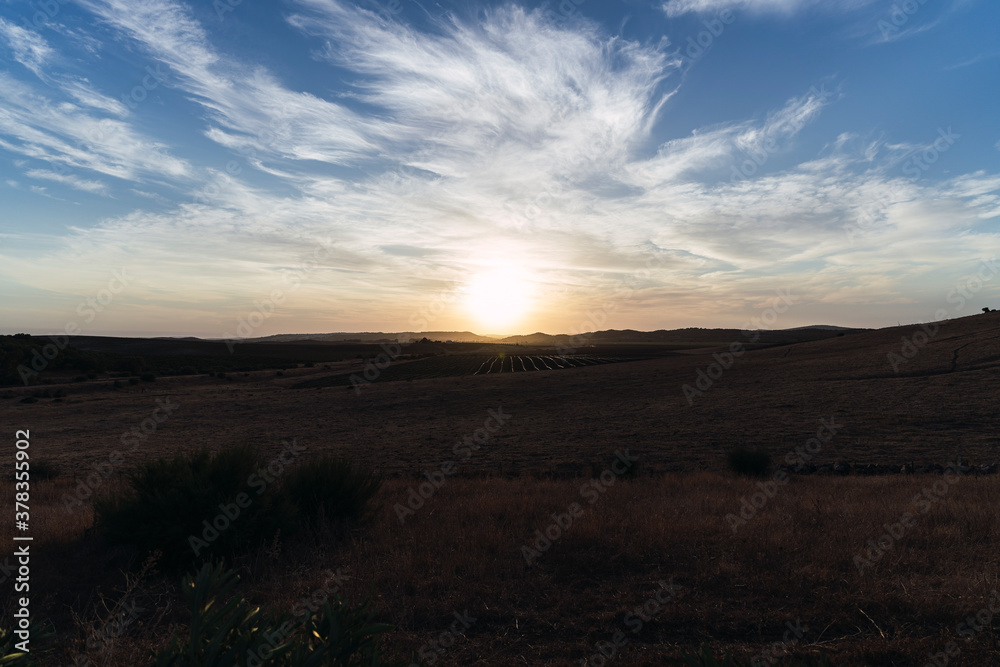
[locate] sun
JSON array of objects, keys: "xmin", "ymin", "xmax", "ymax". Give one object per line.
[{"xmin": 462, "ymin": 268, "xmax": 535, "ymax": 333}]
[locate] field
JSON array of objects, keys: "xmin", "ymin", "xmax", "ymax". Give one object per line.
[
  {"xmin": 292, "ymin": 352, "xmax": 652, "ymax": 388},
  {"xmin": 2, "ymin": 315, "xmax": 1000, "ymax": 664}
]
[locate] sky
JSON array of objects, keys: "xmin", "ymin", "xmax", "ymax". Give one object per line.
[{"xmin": 0, "ymin": 0, "xmax": 998, "ymax": 338}]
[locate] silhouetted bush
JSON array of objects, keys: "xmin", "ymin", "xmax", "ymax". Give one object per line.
[
  {"xmin": 282, "ymin": 455, "xmax": 383, "ymax": 527},
  {"xmin": 95, "ymin": 445, "xmax": 285, "ymax": 570},
  {"xmin": 95, "ymin": 446, "xmax": 382, "ymax": 571},
  {"xmin": 726, "ymin": 447, "xmax": 771, "ymax": 478},
  {"xmin": 140, "ymin": 373, "xmax": 156, "ymax": 382}
]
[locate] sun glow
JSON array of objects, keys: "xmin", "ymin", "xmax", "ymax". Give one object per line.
[{"xmin": 462, "ymin": 267, "xmax": 535, "ymax": 333}]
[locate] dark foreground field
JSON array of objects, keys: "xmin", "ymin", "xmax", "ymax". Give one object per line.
[
  {"xmin": 3, "ymin": 474, "xmax": 1000, "ymax": 665},
  {"xmin": 2, "ymin": 313, "xmax": 1000, "ymax": 664}
]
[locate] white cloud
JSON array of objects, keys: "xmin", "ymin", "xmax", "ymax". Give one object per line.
[
  {"xmin": 25, "ymin": 169, "xmax": 109, "ymax": 195},
  {"xmin": 62, "ymin": 79, "xmax": 130, "ymax": 117},
  {"xmin": 1, "ymin": 0, "xmax": 997, "ymax": 333},
  {"xmin": 0, "ymin": 18, "xmax": 55, "ymax": 77},
  {"xmin": 663, "ymin": 0, "xmax": 812, "ymax": 18},
  {"xmin": 662, "ymin": 0, "xmax": 876, "ymax": 18},
  {"xmin": 0, "ymin": 72, "xmax": 191, "ymax": 182}
]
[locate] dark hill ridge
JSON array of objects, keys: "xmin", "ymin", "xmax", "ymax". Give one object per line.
[
  {"xmin": 202, "ymin": 325, "xmax": 869, "ymax": 346},
  {"xmin": 495, "ymin": 326, "xmax": 869, "ymax": 346}
]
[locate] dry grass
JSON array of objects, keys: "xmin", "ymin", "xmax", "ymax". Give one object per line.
[{"xmin": 4, "ymin": 472, "xmax": 1000, "ymax": 665}]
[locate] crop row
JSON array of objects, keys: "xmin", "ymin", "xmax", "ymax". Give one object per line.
[
  {"xmin": 473, "ymin": 355, "xmax": 619, "ymax": 374},
  {"xmin": 293, "ymin": 354, "xmax": 631, "ymax": 389}
]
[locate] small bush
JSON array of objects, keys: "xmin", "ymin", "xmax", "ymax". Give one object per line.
[
  {"xmin": 128, "ymin": 377, "xmax": 139, "ymax": 385},
  {"xmin": 282, "ymin": 455, "xmax": 383, "ymax": 527},
  {"xmin": 95, "ymin": 445, "xmax": 284, "ymax": 570},
  {"xmin": 96, "ymin": 446, "xmax": 381, "ymax": 570},
  {"xmin": 140, "ymin": 373, "xmax": 156, "ymax": 382},
  {"xmin": 726, "ymin": 447, "xmax": 771, "ymax": 478},
  {"xmin": 19, "ymin": 396, "xmax": 38, "ymax": 404}
]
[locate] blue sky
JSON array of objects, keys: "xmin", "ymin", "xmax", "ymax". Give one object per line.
[{"xmin": 0, "ymin": 0, "xmax": 998, "ymax": 337}]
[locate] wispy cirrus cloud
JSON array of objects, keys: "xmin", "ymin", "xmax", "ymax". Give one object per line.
[
  {"xmin": 661, "ymin": 0, "xmax": 830, "ymax": 18},
  {"xmin": 25, "ymin": 168, "xmax": 109, "ymax": 194},
  {"xmin": 0, "ymin": 72, "xmax": 190, "ymax": 183},
  {"xmin": 0, "ymin": 17, "xmax": 54, "ymax": 77},
  {"xmin": 0, "ymin": 0, "xmax": 997, "ymax": 334}
]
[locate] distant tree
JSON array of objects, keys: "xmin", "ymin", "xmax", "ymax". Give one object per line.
[{"xmin": 983, "ymin": 307, "xmax": 993, "ymax": 313}]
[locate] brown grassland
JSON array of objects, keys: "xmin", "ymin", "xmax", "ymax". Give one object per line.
[{"xmin": 2, "ymin": 312, "xmax": 1000, "ymax": 664}]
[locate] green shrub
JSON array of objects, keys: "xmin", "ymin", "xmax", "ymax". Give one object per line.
[
  {"xmin": 725, "ymin": 447, "xmax": 771, "ymax": 478},
  {"xmin": 153, "ymin": 562, "xmax": 398, "ymax": 667},
  {"xmin": 281, "ymin": 456, "xmax": 382, "ymax": 527},
  {"xmin": 18, "ymin": 397, "xmax": 37, "ymax": 404}
]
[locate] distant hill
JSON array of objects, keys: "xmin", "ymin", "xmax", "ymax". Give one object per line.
[
  {"xmin": 495, "ymin": 326, "xmax": 870, "ymax": 347},
  {"xmin": 245, "ymin": 331, "xmax": 496, "ymax": 343},
  {"xmin": 228, "ymin": 326, "xmax": 869, "ymax": 346}
]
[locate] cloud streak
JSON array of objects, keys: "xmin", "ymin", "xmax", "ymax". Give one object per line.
[{"xmin": 0, "ymin": 0, "xmax": 997, "ymax": 335}]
